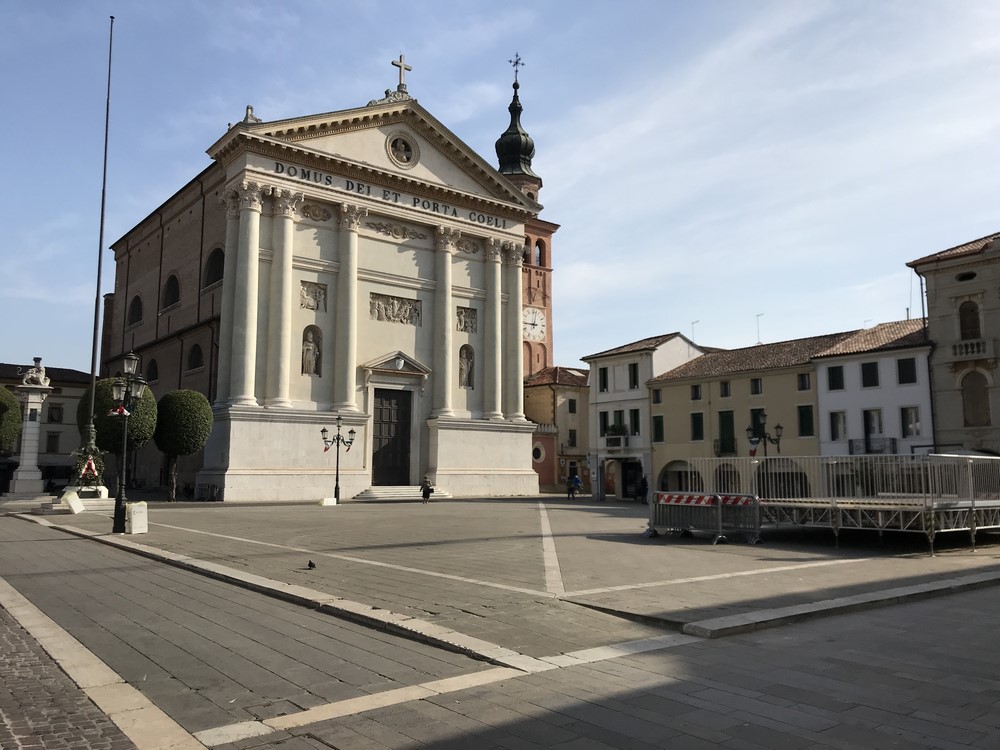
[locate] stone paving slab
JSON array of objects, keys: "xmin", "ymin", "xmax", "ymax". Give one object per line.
[
  {"xmin": 6, "ymin": 498, "xmax": 1000, "ymax": 748},
  {"xmin": 0, "ymin": 516, "xmax": 491, "ymax": 737},
  {"xmin": 211, "ymin": 586, "xmax": 1000, "ymax": 747},
  {"xmin": 33, "ymin": 500, "xmax": 1000, "ymax": 640}
]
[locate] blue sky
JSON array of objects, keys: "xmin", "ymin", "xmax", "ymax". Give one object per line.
[{"xmin": 4, "ymin": 1, "xmax": 1000, "ymax": 373}]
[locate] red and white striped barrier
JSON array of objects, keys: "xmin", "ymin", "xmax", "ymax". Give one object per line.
[{"xmin": 655, "ymin": 493, "xmax": 715, "ymax": 505}]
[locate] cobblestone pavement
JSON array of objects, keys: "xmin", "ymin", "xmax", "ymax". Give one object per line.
[{"xmin": 0, "ymin": 606, "xmax": 135, "ymax": 750}]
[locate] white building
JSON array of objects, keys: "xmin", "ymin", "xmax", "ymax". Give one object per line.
[
  {"xmin": 812, "ymin": 319, "xmax": 933, "ymax": 456},
  {"xmin": 582, "ymin": 334, "xmax": 702, "ymax": 498},
  {"xmin": 103, "ymin": 61, "xmax": 553, "ymax": 501}
]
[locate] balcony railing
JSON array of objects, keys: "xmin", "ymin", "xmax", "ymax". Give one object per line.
[
  {"xmin": 951, "ymin": 338, "xmax": 995, "ymax": 361},
  {"xmin": 849, "ymin": 437, "xmax": 898, "ymax": 455},
  {"xmin": 604, "ymin": 435, "xmax": 629, "ymax": 450}
]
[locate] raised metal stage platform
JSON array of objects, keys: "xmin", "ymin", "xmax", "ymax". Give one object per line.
[{"xmin": 657, "ymin": 454, "xmax": 1000, "ymax": 553}]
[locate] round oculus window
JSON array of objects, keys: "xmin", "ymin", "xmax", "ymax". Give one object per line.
[
  {"xmin": 386, "ymin": 133, "xmax": 419, "ymax": 169},
  {"xmin": 532, "ymin": 444, "xmax": 544, "ymax": 462}
]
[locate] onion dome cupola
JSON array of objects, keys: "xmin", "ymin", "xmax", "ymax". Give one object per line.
[{"xmin": 496, "ymin": 53, "xmax": 542, "ymax": 197}]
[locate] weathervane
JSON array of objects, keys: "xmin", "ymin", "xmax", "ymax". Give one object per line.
[{"xmin": 508, "ymin": 52, "xmax": 524, "ymax": 83}]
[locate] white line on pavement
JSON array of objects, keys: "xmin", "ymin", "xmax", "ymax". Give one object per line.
[
  {"xmin": 151, "ymin": 521, "xmax": 875, "ymax": 599},
  {"xmin": 149, "ymin": 521, "xmax": 557, "ymax": 598},
  {"xmin": 567, "ymin": 557, "xmax": 876, "ymax": 596},
  {"xmin": 538, "ymin": 501, "xmax": 566, "ymax": 596}
]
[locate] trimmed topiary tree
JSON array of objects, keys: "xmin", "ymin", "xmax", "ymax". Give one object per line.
[
  {"xmin": 76, "ymin": 378, "xmax": 158, "ymax": 480},
  {"xmin": 153, "ymin": 389, "xmax": 213, "ymax": 501},
  {"xmin": 0, "ymin": 387, "xmax": 21, "ymax": 456}
]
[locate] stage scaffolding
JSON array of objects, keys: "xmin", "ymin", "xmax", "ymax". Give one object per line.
[{"xmin": 671, "ymin": 454, "xmax": 1000, "ymax": 552}]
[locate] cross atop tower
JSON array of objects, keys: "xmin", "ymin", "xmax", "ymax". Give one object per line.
[
  {"xmin": 392, "ymin": 54, "xmax": 412, "ymax": 89},
  {"xmin": 508, "ymin": 52, "xmax": 524, "ymax": 83}
]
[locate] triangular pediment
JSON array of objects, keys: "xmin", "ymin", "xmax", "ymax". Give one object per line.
[
  {"xmin": 209, "ymin": 98, "xmax": 538, "ymax": 213},
  {"xmin": 361, "ymin": 351, "xmax": 430, "ymax": 376}
]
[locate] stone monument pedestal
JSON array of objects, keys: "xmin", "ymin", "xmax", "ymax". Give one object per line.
[{"xmin": 11, "ymin": 358, "xmax": 52, "ymax": 495}]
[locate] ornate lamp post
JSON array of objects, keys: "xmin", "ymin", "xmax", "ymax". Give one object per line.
[
  {"xmin": 321, "ymin": 415, "xmax": 356, "ymax": 502},
  {"xmin": 111, "ymin": 351, "xmax": 146, "ymax": 533},
  {"xmin": 746, "ymin": 412, "xmax": 783, "ymax": 457}
]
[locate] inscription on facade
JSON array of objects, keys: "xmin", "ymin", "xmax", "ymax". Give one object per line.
[
  {"xmin": 273, "ymin": 161, "xmax": 511, "ymax": 229},
  {"xmin": 370, "ymin": 293, "xmax": 421, "ymax": 326}
]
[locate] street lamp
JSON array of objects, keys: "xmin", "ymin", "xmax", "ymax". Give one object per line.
[
  {"xmin": 321, "ymin": 415, "xmax": 356, "ymax": 502},
  {"xmin": 746, "ymin": 412, "xmax": 783, "ymax": 457},
  {"xmin": 111, "ymin": 351, "xmax": 146, "ymax": 533}
]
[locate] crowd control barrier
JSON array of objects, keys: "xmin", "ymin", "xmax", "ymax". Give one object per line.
[{"xmin": 648, "ymin": 492, "xmax": 761, "ymax": 544}]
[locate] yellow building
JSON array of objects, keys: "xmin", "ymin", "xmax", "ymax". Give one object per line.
[{"xmin": 648, "ymin": 333, "xmax": 851, "ymax": 491}]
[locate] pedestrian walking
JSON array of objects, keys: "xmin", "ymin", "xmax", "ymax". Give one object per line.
[
  {"xmin": 420, "ymin": 476, "xmax": 434, "ymax": 503},
  {"xmin": 638, "ymin": 475, "xmax": 649, "ymax": 505}
]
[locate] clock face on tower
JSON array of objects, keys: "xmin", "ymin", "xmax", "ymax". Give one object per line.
[{"xmin": 522, "ymin": 306, "xmax": 547, "ymax": 340}]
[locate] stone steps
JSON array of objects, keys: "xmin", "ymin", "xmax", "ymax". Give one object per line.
[{"xmin": 352, "ymin": 485, "xmax": 452, "ymax": 501}]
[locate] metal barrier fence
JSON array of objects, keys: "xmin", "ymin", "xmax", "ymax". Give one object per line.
[
  {"xmin": 649, "ymin": 492, "xmax": 761, "ymax": 544},
  {"xmin": 662, "ymin": 454, "xmax": 1000, "ymax": 552}
]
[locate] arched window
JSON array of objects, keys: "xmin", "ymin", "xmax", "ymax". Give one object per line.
[
  {"xmin": 146, "ymin": 359, "xmax": 159, "ymax": 383},
  {"xmin": 186, "ymin": 344, "xmax": 204, "ymax": 371},
  {"xmin": 962, "ymin": 371, "xmax": 991, "ymax": 427},
  {"xmin": 203, "ymin": 248, "xmax": 224, "ymax": 288},
  {"xmin": 161, "ymin": 275, "xmax": 180, "ymax": 310},
  {"xmin": 534, "ymin": 239, "xmax": 545, "ymax": 267},
  {"xmin": 959, "ymin": 301, "xmax": 981, "ymax": 340},
  {"xmin": 127, "ymin": 296, "xmax": 143, "ymax": 326}
]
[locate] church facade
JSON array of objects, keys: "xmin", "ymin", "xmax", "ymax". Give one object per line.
[{"xmin": 102, "ymin": 59, "xmax": 555, "ymax": 501}]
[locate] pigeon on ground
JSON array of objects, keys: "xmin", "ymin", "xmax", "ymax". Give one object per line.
[{"xmin": 307, "ymin": 560, "xmax": 316, "ymax": 569}]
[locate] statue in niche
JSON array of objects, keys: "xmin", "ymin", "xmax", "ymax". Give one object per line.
[
  {"xmin": 302, "ymin": 330, "xmax": 321, "ymax": 376},
  {"xmin": 459, "ymin": 345, "xmax": 474, "ymax": 389}
]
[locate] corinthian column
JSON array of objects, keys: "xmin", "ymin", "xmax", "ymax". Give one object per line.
[
  {"xmin": 215, "ymin": 191, "xmax": 241, "ymax": 405},
  {"xmin": 432, "ymin": 227, "xmax": 459, "ymax": 417},
  {"xmin": 483, "ymin": 238, "xmax": 504, "ymax": 420},
  {"xmin": 265, "ymin": 189, "xmax": 302, "ymax": 407},
  {"xmin": 229, "ymin": 180, "xmax": 264, "ymax": 406},
  {"xmin": 334, "ymin": 204, "xmax": 366, "ymax": 411},
  {"xmin": 503, "ymin": 243, "xmax": 526, "ymax": 421}
]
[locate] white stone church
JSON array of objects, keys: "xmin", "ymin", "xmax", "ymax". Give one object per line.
[{"xmin": 102, "ymin": 57, "xmax": 557, "ymax": 501}]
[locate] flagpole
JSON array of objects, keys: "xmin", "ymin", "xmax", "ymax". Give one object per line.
[{"xmin": 80, "ymin": 15, "xmax": 115, "ymax": 485}]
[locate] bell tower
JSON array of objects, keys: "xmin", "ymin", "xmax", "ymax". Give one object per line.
[{"xmin": 496, "ymin": 54, "xmax": 558, "ymax": 377}]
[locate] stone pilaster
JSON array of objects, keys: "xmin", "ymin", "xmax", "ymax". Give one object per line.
[
  {"xmin": 334, "ymin": 204, "xmax": 366, "ymax": 411},
  {"xmin": 265, "ymin": 189, "xmax": 303, "ymax": 407},
  {"xmin": 215, "ymin": 191, "xmax": 241, "ymax": 405},
  {"xmin": 484, "ymin": 239, "xmax": 504, "ymax": 420},
  {"xmin": 432, "ymin": 227, "xmax": 460, "ymax": 417},
  {"xmin": 229, "ymin": 181, "xmax": 264, "ymax": 407},
  {"xmin": 503, "ymin": 243, "xmax": 526, "ymax": 421}
]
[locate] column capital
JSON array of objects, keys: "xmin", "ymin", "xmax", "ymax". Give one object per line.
[
  {"xmin": 503, "ymin": 241, "xmax": 525, "ymax": 266},
  {"xmin": 436, "ymin": 226, "xmax": 462, "ymax": 253},
  {"xmin": 236, "ymin": 181, "xmax": 265, "ymax": 212},
  {"xmin": 272, "ymin": 188, "xmax": 303, "ymax": 217},
  {"xmin": 338, "ymin": 203, "xmax": 368, "ymax": 230},
  {"xmin": 220, "ymin": 190, "xmax": 241, "ymax": 219},
  {"xmin": 486, "ymin": 237, "xmax": 504, "ymax": 263}
]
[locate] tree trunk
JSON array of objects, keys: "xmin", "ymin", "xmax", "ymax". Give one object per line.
[{"xmin": 168, "ymin": 456, "xmax": 177, "ymax": 501}]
